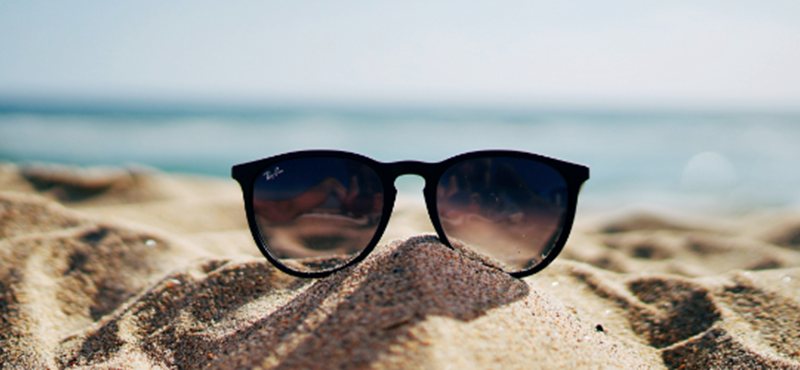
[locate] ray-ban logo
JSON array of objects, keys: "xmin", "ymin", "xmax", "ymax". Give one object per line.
[{"xmin": 264, "ymin": 166, "xmax": 284, "ymax": 181}]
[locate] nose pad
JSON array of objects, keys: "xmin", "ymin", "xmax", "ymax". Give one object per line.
[{"xmin": 377, "ymin": 175, "xmax": 436, "ymax": 246}]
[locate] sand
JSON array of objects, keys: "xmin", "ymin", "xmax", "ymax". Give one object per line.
[{"xmin": 1, "ymin": 161, "xmax": 799, "ymax": 369}]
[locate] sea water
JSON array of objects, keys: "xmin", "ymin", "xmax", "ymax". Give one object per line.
[{"xmin": 1, "ymin": 105, "xmax": 799, "ymax": 213}]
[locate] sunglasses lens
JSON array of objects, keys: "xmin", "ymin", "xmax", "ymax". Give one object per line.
[
  {"xmin": 436, "ymin": 157, "xmax": 569, "ymax": 273},
  {"xmin": 251, "ymin": 157, "xmax": 384, "ymax": 273}
]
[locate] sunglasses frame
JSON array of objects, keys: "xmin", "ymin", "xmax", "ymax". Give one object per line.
[{"xmin": 233, "ymin": 150, "xmax": 589, "ymax": 278}]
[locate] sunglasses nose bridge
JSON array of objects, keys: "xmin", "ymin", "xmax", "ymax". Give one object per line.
[
  {"xmin": 382, "ymin": 161, "xmax": 443, "ymax": 246},
  {"xmin": 386, "ymin": 161, "xmax": 439, "ymax": 186}
]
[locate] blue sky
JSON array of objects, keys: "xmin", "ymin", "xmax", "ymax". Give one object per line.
[{"xmin": 1, "ymin": 1, "xmax": 799, "ymax": 109}]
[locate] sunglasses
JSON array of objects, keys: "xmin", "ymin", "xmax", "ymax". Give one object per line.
[{"xmin": 232, "ymin": 150, "xmax": 589, "ymax": 278}]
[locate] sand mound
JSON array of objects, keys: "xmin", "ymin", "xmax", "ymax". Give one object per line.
[{"xmin": 1, "ymin": 164, "xmax": 800, "ymax": 369}]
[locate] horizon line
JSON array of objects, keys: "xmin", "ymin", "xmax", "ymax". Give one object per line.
[{"xmin": 1, "ymin": 94, "xmax": 799, "ymax": 117}]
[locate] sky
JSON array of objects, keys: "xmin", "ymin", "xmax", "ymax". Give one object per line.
[{"xmin": 1, "ymin": 0, "xmax": 800, "ymax": 109}]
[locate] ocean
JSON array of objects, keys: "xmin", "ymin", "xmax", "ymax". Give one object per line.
[{"xmin": 1, "ymin": 104, "xmax": 799, "ymax": 213}]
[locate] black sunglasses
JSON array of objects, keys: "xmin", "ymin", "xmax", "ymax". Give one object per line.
[{"xmin": 232, "ymin": 150, "xmax": 589, "ymax": 278}]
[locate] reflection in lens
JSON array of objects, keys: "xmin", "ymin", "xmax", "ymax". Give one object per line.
[
  {"xmin": 436, "ymin": 157, "xmax": 568, "ymax": 273},
  {"xmin": 252, "ymin": 157, "xmax": 383, "ymax": 273}
]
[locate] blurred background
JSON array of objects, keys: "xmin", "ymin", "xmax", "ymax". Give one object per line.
[{"xmin": 1, "ymin": 1, "xmax": 799, "ymax": 213}]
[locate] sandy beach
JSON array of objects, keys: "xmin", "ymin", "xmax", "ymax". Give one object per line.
[{"xmin": 1, "ymin": 162, "xmax": 799, "ymax": 369}]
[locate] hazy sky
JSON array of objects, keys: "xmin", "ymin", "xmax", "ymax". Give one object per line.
[{"xmin": 1, "ymin": 1, "xmax": 799, "ymax": 109}]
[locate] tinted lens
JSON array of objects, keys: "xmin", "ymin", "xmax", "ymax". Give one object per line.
[
  {"xmin": 436, "ymin": 157, "xmax": 569, "ymax": 273},
  {"xmin": 252, "ymin": 157, "xmax": 384, "ymax": 273}
]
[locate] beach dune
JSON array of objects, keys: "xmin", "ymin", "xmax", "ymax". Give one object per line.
[{"xmin": 1, "ymin": 163, "xmax": 799, "ymax": 369}]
